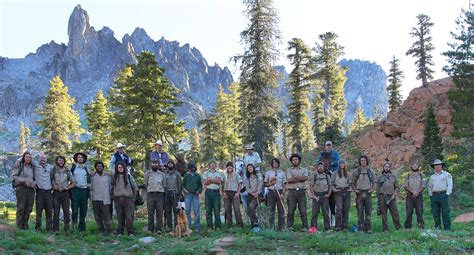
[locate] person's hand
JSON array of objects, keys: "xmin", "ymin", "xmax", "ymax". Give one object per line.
[
  {"xmin": 412, "ymin": 192, "xmax": 418, "ymax": 198},
  {"xmin": 222, "ymin": 193, "xmax": 227, "ymax": 198},
  {"xmin": 391, "ymin": 195, "xmax": 396, "ymax": 200},
  {"xmin": 252, "ymin": 192, "xmax": 258, "ymax": 197},
  {"xmin": 354, "ymin": 189, "xmax": 360, "ymax": 194},
  {"xmin": 234, "ymin": 193, "xmax": 239, "ymax": 199},
  {"xmin": 324, "ymin": 194, "xmax": 330, "ymax": 198}
]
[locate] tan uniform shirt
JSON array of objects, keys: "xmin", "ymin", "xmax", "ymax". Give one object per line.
[
  {"xmin": 52, "ymin": 166, "xmax": 75, "ymax": 191},
  {"xmin": 35, "ymin": 163, "xmax": 53, "ymax": 190},
  {"xmin": 377, "ymin": 172, "xmax": 399, "ymax": 195},
  {"xmin": 264, "ymin": 169, "xmax": 287, "ymax": 190},
  {"xmin": 403, "ymin": 172, "xmax": 425, "ymax": 193},
  {"xmin": 91, "ymin": 172, "xmax": 112, "ymax": 205},
  {"xmin": 428, "ymin": 171, "xmax": 453, "ymax": 196},
  {"xmin": 247, "ymin": 173, "xmax": 263, "ymax": 194},
  {"xmin": 113, "ymin": 174, "xmax": 138, "ymax": 198},
  {"xmin": 164, "ymin": 170, "xmax": 182, "ymax": 192},
  {"xmin": 144, "ymin": 170, "xmax": 165, "ymax": 193},
  {"xmin": 286, "ymin": 166, "xmax": 308, "ymax": 190},
  {"xmin": 12, "ymin": 163, "xmax": 35, "ymax": 186},
  {"xmin": 311, "ymin": 172, "xmax": 332, "ymax": 193},
  {"xmin": 332, "ymin": 173, "xmax": 351, "ymax": 191},
  {"xmin": 352, "ymin": 167, "xmax": 374, "ymax": 191},
  {"xmin": 223, "ymin": 172, "xmax": 242, "ymax": 192},
  {"xmin": 202, "ymin": 170, "xmax": 222, "ymax": 190}
]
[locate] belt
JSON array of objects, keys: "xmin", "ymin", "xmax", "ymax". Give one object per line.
[
  {"xmin": 336, "ymin": 187, "xmax": 350, "ymax": 191},
  {"xmin": 358, "ymin": 189, "xmax": 370, "ymax": 192},
  {"xmin": 148, "ymin": 191, "xmax": 164, "ymax": 194},
  {"xmin": 432, "ymin": 191, "xmax": 446, "ymax": 195},
  {"xmin": 54, "ymin": 190, "xmax": 69, "ymax": 193},
  {"xmin": 206, "ymin": 189, "xmax": 220, "ymax": 192},
  {"xmin": 289, "ymin": 188, "xmax": 306, "ymax": 191},
  {"xmin": 315, "ymin": 192, "xmax": 327, "ymax": 196},
  {"xmin": 269, "ymin": 189, "xmax": 283, "ymax": 193},
  {"xmin": 37, "ymin": 189, "xmax": 52, "ymax": 193}
]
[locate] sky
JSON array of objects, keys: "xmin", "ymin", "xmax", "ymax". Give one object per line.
[{"xmin": 0, "ymin": 0, "xmax": 469, "ymax": 98}]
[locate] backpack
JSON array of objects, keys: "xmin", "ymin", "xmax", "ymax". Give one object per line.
[
  {"xmin": 408, "ymin": 172, "xmax": 423, "ymax": 189},
  {"xmin": 12, "ymin": 162, "xmax": 35, "ymax": 189},
  {"xmin": 313, "ymin": 172, "xmax": 331, "ymax": 193},
  {"xmin": 355, "ymin": 168, "xmax": 373, "ymax": 183},
  {"xmin": 112, "ymin": 173, "xmax": 144, "ymax": 206},
  {"xmin": 71, "ymin": 164, "xmax": 91, "ymax": 184}
]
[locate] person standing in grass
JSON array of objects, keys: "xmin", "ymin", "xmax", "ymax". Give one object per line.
[
  {"xmin": 221, "ymin": 162, "xmax": 244, "ymax": 228},
  {"xmin": 202, "ymin": 161, "xmax": 223, "ymax": 229},
  {"xmin": 264, "ymin": 158, "xmax": 287, "ymax": 231},
  {"xmin": 316, "ymin": 141, "xmax": 340, "ymax": 227},
  {"xmin": 403, "ymin": 161, "xmax": 425, "ymax": 229},
  {"xmin": 286, "ymin": 153, "xmax": 309, "ymax": 232},
  {"xmin": 376, "ymin": 162, "xmax": 401, "ymax": 232},
  {"xmin": 70, "ymin": 152, "xmax": 91, "ymax": 232},
  {"xmin": 34, "ymin": 152, "xmax": 53, "ymax": 232},
  {"xmin": 12, "ymin": 151, "xmax": 36, "ymax": 230},
  {"xmin": 90, "ymin": 161, "xmax": 113, "ymax": 235},
  {"xmin": 182, "ymin": 162, "xmax": 202, "ymax": 231},
  {"xmin": 164, "ymin": 160, "xmax": 182, "ymax": 230},
  {"xmin": 112, "ymin": 162, "xmax": 138, "ymax": 235},
  {"xmin": 245, "ymin": 163, "xmax": 263, "ymax": 228},
  {"xmin": 144, "ymin": 160, "xmax": 166, "ymax": 234},
  {"xmin": 331, "ymin": 160, "xmax": 351, "ymax": 231},
  {"xmin": 51, "ymin": 156, "xmax": 75, "ymax": 232},
  {"xmin": 309, "ymin": 161, "xmax": 332, "ymax": 231},
  {"xmin": 428, "ymin": 159, "xmax": 453, "ymax": 231},
  {"xmin": 352, "ymin": 155, "xmax": 375, "ymax": 233}
]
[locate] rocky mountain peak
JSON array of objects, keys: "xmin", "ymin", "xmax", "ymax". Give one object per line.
[{"xmin": 67, "ymin": 5, "xmax": 91, "ymax": 46}]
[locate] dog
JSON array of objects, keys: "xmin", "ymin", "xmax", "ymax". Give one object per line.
[{"xmin": 170, "ymin": 202, "xmax": 192, "ymax": 237}]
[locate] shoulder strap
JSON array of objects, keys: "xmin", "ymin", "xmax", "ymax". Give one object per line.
[
  {"xmin": 14, "ymin": 162, "xmax": 24, "ymax": 177},
  {"xmin": 50, "ymin": 166, "xmax": 56, "ymax": 182},
  {"xmin": 127, "ymin": 174, "xmax": 135, "ymax": 192},
  {"xmin": 325, "ymin": 174, "xmax": 330, "ymax": 187},
  {"xmin": 70, "ymin": 164, "xmax": 76, "ymax": 174},
  {"xmin": 313, "ymin": 173, "xmax": 317, "ymax": 186}
]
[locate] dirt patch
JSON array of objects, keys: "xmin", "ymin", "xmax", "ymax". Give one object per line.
[
  {"xmin": 453, "ymin": 212, "xmax": 474, "ymax": 223},
  {"xmin": 0, "ymin": 224, "xmax": 15, "ymax": 234}
]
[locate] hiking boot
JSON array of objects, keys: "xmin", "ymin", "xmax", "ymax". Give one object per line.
[
  {"xmin": 367, "ymin": 230, "xmax": 373, "ymax": 234},
  {"xmin": 301, "ymin": 227, "xmax": 308, "ymax": 233}
]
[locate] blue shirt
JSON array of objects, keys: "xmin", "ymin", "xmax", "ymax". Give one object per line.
[
  {"xmin": 73, "ymin": 164, "xmax": 89, "ymax": 188},
  {"xmin": 316, "ymin": 150, "xmax": 340, "ymax": 172}
]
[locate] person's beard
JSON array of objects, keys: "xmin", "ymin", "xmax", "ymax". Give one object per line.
[
  {"xmin": 167, "ymin": 166, "xmax": 174, "ymax": 171},
  {"xmin": 412, "ymin": 168, "xmax": 419, "ymax": 172},
  {"xmin": 152, "ymin": 166, "xmax": 159, "ymax": 172},
  {"xmin": 57, "ymin": 162, "xmax": 64, "ymax": 168}
]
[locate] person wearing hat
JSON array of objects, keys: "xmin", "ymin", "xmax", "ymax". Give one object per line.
[
  {"xmin": 376, "ymin": 162, "xmax": 401, "ymax": 232},
  {"xmin": 150, "ymin": 140, "xmax": 170, "ymax": 171},
  {"xmin": 51, "ymin": 155, "xmax": 75, "ymax": 232},
  {"xmin": 309, "ymin": 161, "xmax": 333, "ymax": 231},
  {"xmin": 144, "ymin": 159, "xmax": 166, "ymax": 233},
  {"xmin": 351, "ymin": 155, "xmax": 375, "ymax": 233},
  {"xmin": 243, "ymin": 143, "xmax": 262, "ymax": 172},
  {"xmin": 182, "ymin": 162, "xmax": 202, "ymax": 231},
  {"xmin": 286, "ymin": 153, "xmax": 309, "ymax": 231},
  {"xmin": 331, "ymin": 160, "xmax": 352, "ymax": 231},
  {"xmin": 90, "ymin": 161, "xmax": 113, "ymax": 235},
  {"xmin": 316, "ymin": 140, "xmax": 340, "ymax": 227},
  {"xmin": 109, "ymin": 143, "xmax": 133, "ymax": 173},
  {"xmin": 428, "ymin": 159, "xmax": 453, "ymax": 230},
  {"xmin": 403, "ymin": 161, "xmax": 425, "ymax": 229},
  {"xmin": 70, "ymin": 152, "xmax": 91, "ymax": 231},
  {"xmin": 163, "ymin": 160, "xmax": 182, "ymax": 230},
  {"xmin": 202, "ymin": 161, "xmax": 223, "ymax": 229}
]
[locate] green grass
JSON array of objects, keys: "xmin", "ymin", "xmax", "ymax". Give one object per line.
[{"xmin": 0, "ymin": 192, "xmax": 473, "ymax": 254}]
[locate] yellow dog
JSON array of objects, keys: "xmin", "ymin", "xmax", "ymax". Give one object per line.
[{"xmin": 170, "ymin": 202, "xmax": 192, "ymax": 237}]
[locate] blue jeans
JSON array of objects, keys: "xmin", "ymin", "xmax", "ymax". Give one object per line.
[{"xmin": 185, "ymin": 193, "xmax": 201, "ymax": 229}]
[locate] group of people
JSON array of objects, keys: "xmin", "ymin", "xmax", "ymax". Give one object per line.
[{"xmin": 12, "ymin": 139, "xmax": 454, "ymax": 236}]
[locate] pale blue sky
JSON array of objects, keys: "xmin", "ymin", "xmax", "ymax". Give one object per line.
[{"xmin": 0, "ymin": 0, "xmax": 469, "ymax": 98}]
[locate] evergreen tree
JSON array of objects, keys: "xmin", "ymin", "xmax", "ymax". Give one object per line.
[
  {"xmin": 199, "ymin": 113, "xmax": 218, "ymax": 163},
  {"xmin": 25, "ymin": 126, "xmax": 30, "ymax": 150},
  {"xmin": 351, "ymin": 106, "xmax": 373, "ymax": 132},
  {"xmin": 406, "ymin": 14, "xmax": 435, "ymax": 86},
  {"xmin": 188, "ymin": 127, "xmax": 201, "ymax": 164},
  {"xmin": 312, "ymin": 32, "xmax": 347, "ymax": 145},
  {"xmin": 280, "ymin": 119, "xmax": 289, "ymax": 159},
  {"xmin": 109, "ymin": 51, "xmax": 186, "ymax": 163},
  {"xmin": 37, "ymin": 76, "xmax": 83, "ymax": 157},
  {"xmin": 387, "ymin": 56, "xmax": 404, "ymax": 111},
  {"xmin": 19, "ymin": 122, "xmax": 26, "ymax": 154},
  {"xmin": 234, "ymin": 0, "xmax": 281, "ymax": 159},
  {"xmin": 83, "ymin": 90, "xmax": 112, "ymax": 162},
  {"xmin": 420, "ymin": 103, "xmax": 443, "ymax": 171},
  {"xmin": 286, "ymin": 38, "xmax": 314, "ymax": 154},
  {"xmin": 443, "ymin": 9, "xmax": 474, "ymax": 139}
]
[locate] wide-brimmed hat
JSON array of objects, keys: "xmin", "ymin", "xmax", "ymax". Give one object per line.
[
  {"xmin": 317, "ymin": 161, "xmax": 324, "ymax": 166},
  {"xmin": 431, "ymin": 159, "xmax": 445, "ymax": 168},
  {"xmin": 325, "ymin": 141, "xmax": 333, "ymax": 146},
  {"xmin": 155, "ymin": 140, "xmax": 163, "ymax": 146},
  {"xmin": 245, "ymin": 143, "xmax": 254, "ymax": 150},
  {"xmin": 73, "ymin": 152, "xmax": 88, "ymax": 163},
  {"xmin": 116, "ymin": 143, "xmax": 126, "ymax": 148}
]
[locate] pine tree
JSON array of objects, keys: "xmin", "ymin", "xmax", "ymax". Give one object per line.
[
  {"xmin": 188, "ymin": 127, "xmax": 201, "ymax": 164},
  {"xmin": 286, "ymin": 38, "xmax": 314, "ymax": 154},
  {"xmin": 25, "ymin": 126, "xmax": 30, "ymax": 150},
  {"xmin": 387, "ymin": 56, "xmax": 404, "ymax": 111},
  {"xmin": 420, "ymin": 103, "xmax": 443, "ymax": 171},
  {"xmin": 83, "ymin": 90, "xmax": 112, "ymax": 162},
  {"xmin": 19, "ymin": 122, "xmax": 26, "ymax": 154},
  {"xmin": 37, "ymin": 76, "xmax": 83, "ymax": 157},
  {"xmin": 199, "ymin": 113, "xmax": 218, "ymax": 163},
  {"xmin": 109, "ymin": 51, "xmax": 186, "ymax": 163},
  {"xmin": 234, "ymin": 0, "xmax": 281, "ymax": 159},
  {"xmin": 406, "ymin": 14, "xmax": 435, "ymax": 87},
  {"xmin": 443, "ymin": 9, "xmax": 474, "ymax": 139},
  {"xmin": 312, "ymin": 32, "xmax": 347, "ymax": 145},
  {"xmin": 351, "ymin": 106, "xmax": 372, "ymax": 132}
]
